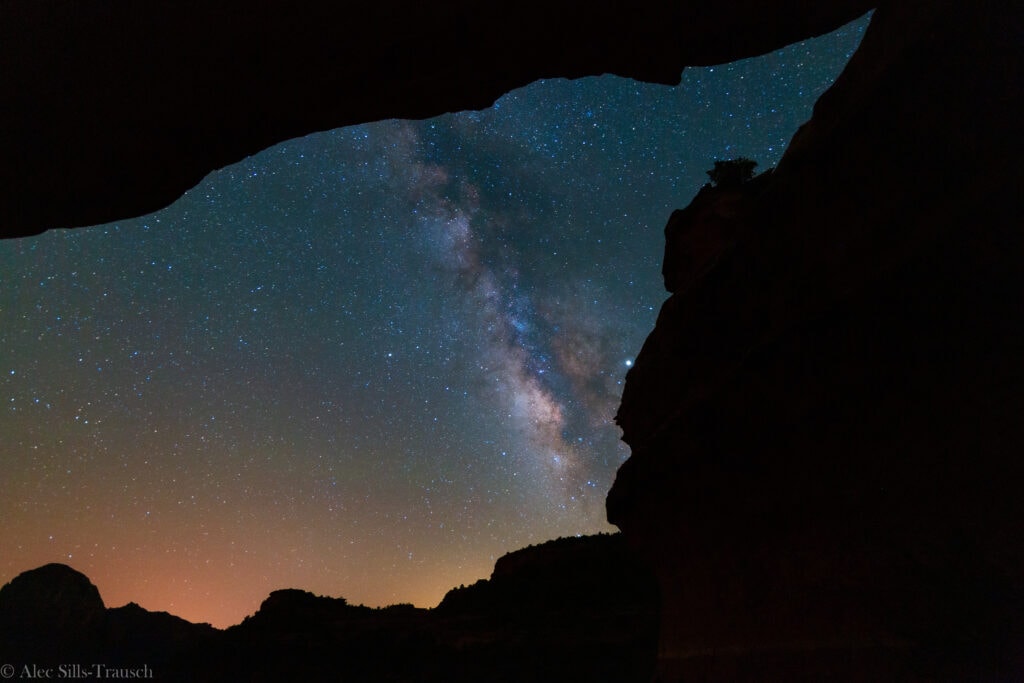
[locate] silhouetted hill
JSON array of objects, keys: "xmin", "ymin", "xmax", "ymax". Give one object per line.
[
  {"xmin": 437, "ymin": 533, "xmax": 657, "ymax": 618},
  {"xmin": 0, "ymin": 564, "xmax": 106, "ymax": 661},
  {"xmin": 0, "ymin": 565, "xmax": 219, "ymax": 679},
  {"xmin": 105, "ymin": 603, "xmax": 219, "ymax": 679},
  {"xmin": 0, "ymin": 533, "xmax": 657, "ymax": 682}
]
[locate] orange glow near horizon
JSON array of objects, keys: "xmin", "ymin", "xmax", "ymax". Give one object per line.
[
  {"xmin": 2, "ymin": 534, "xmax": 533, "ymax": 628},
  {"xmin": 1, "ymin": 474, "xmax": 604, "ymax": 628}
]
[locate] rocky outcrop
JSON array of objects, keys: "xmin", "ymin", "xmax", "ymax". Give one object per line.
[
  {"xmin": 241, "ymin": 588, "xmax": 354, "ymax": 631},
  {"xmin": 609, "ymin": 1, "xmax": 1024, "ymax": 679},
  {"xmin": 0, "ymin": 1, "xmax": 873, "ymax": 238},
  {"xmin": 437, "ymin": 533, "xmax": 658, "ymax": 618},
  {"xmin": 0, "ymin": 563, "xmax": 107, "ymax": 660}
]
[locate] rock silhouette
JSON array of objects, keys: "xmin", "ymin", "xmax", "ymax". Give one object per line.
[
  {"xmin": 0, "ymin": 564, "xmax": 106, "ymax": 660},
  {"xmin": 0, "ymin": 534, "xmax": 658, "ymax": 682}
]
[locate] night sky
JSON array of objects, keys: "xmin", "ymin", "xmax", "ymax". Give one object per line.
[{"xmin": 1, "ymin": 18, "xmax": 867, "ymax": 628}]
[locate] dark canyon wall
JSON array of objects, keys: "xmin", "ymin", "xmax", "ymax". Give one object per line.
[
  {"xmin": 609, "ymin": 1, "xmax": 1024, "ymax": 679},
  {"xmin": 4, "ymin": 1, "xmax": 1023, "ymax": 681}
]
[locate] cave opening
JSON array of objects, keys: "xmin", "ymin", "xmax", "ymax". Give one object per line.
[{"xmin": 0, "ymin": 16, "xmax": 869, "ymax": 630}]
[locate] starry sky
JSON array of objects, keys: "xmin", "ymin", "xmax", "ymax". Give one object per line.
[{"xmin": 0, "ymin": 17, "xmax": 868, "ymax": 628}]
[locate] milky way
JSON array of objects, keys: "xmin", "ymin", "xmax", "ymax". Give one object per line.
[{"xmin": 0, "ymin": 17, "xmax": 868, "ymax": 627}]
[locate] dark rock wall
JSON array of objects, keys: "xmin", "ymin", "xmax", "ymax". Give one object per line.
[{"xmin": 609, "ymin": 1, "xmax": 1024, "ymax": 679}]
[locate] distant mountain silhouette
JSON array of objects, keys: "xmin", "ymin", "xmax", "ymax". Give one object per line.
[{"xmin": 0, "ymin": 533, "xmax": 657, "ymax": 682}]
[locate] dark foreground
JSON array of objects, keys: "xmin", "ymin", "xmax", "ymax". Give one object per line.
[{"xmin": 0, "ymin": 534, "xmax": 658, "ymax": 682}]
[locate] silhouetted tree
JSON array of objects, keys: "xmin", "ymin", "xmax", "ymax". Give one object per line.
[{"xmin": 707, "ymin": 158, "xmax": 758, "ymax": 188}]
